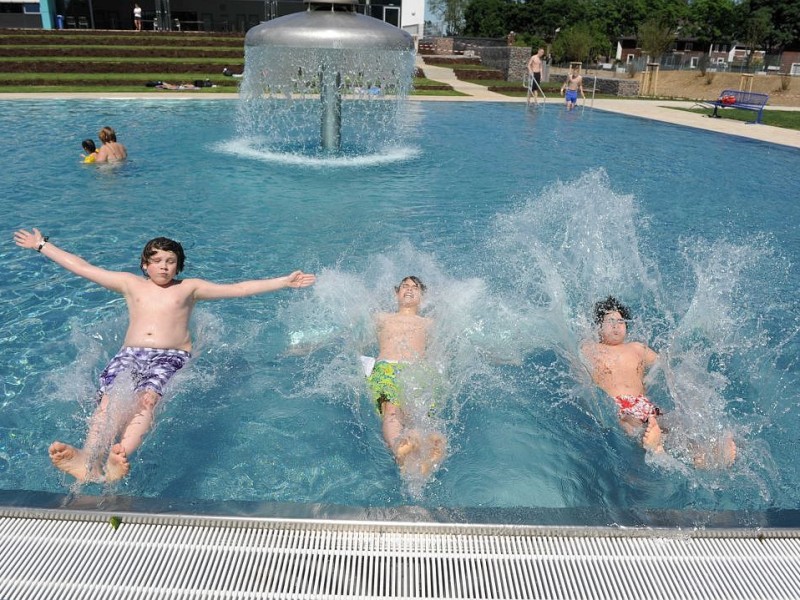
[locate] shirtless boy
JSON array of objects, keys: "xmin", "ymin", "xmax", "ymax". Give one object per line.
[
  {"xmin": 526, "ymin": 48, "xmax": 545, "ymax": 104},
  {"xmin": 560, "ymin": 66, "xmax": 584, "ymax": 111},
  {"xmin": 367, "ymin": 276, "xmax": 446, "ymax": 476},
  {"xmin": 582, "ymin": 296, "xmax": 736, "ymax": 466},
  {"xmin": 14, "ymin": 228, "xmax": 315, "ymax": 482}
]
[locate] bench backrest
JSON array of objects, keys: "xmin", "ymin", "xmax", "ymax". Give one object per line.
[{"xmin": 719, "ymin": 89, "xmax": 769, "ymax": 106}]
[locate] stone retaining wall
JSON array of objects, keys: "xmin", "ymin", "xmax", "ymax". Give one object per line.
[
  {"xmin": 474, "ymin": 46, "xmax": 530, "ymax": 81},
  {"xmin": 550, "ymin": 74, "xmax": 640, "ymax": 96}
]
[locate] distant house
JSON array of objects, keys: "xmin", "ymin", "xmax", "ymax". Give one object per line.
[
  {"xmin": 615, "ymin": 36, "xmax": 704, "ymax": 69},
  {"xmin": 777, "ymin": 48, "xmax": 800, "ymax": 75}
]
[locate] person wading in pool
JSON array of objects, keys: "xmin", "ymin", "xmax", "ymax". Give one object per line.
[
  {"xmin": 95, "ymin": 126, "xmax": 127, "ymax": 163},
  {"xmin": 366, "ymin": 276, "xmax": 446, "ymax": 477},
  {"xmin": 14, "ymin": 228, "xmax": 315, "ymax": 483},
  {"xmin": 581, "ymin": 296, "xmax": 736, "ymax": 466},
  {"xmin": 560, "ymin": 65, "xmax": 584, "ymax": 111}
]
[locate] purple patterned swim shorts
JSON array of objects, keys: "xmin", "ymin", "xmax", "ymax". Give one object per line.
[{"xmin": 98, "ymin": 346, "xmax": 192, "ymax": 400}]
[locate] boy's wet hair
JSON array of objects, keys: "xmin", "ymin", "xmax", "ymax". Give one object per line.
[
  {"xmin": 593, "ymin": 296, "xmax": 631, "ymax": 324},
  {"xmin": 140, "ymin": 237, "xmax": 185, "ymax": 274},
  {"xmin": 395, "ymin": 275, "xmax": 426, "ymax": 293},
  {"xmin": 82, "ymin": 139, "xmax": 96, "ymax": 153}
]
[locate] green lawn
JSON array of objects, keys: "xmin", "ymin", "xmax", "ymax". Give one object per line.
[{"xmin": 673, "ymin": 107, "xmax": 800, "ymax": 130}]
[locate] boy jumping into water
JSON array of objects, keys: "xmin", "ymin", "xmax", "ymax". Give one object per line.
[
  {"xmin": 581, "ymin": 296, "xmax": 736, "ymax": 466},
  {"xmin": 14, "ymin": 228, "xmax": 316, "ymax": 483},
  {"xmin": 367, "ymin": 276, "xmax": 446, "ymax": 476}
]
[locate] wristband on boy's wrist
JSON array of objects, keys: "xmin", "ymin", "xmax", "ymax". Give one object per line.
[{"xmin": 36, "ymin": 236, "xmax": 49, "ymax": 252}]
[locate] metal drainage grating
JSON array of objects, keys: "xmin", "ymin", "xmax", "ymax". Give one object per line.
[{"xmin": 1, "ymin": 511, "xmax": 800, "ymax": 599}]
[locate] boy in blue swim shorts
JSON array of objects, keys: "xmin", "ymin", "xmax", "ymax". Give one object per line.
[
  {"xmin": 560, "ymin": 65, "xmax": 584, "ymax": 111},
  {"xmin": 14, "ymin": 228, "xmax": 315, "ymax": 482}
]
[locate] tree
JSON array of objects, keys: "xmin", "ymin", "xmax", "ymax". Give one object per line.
[
  {"xmin": 429, "ymin": 0, "xmax": 471, "ymax": 36},
  {"xmin": 552, "ymin": 23, "xmax": 610, "ymax": 64},
  {"xmin": 687, "ymin": 0, "xmax": 738, "ymax": 47},
  {"xmin": 463, "ymin": 0, "xmax": 511, "ymax": 37},
  {"xmin": 741, "ymin": 6, "xmax": 772, "ymax": 65},
  {"xmin": 637, "ymin": 19, "xmax": 676, "ymax": 62}
]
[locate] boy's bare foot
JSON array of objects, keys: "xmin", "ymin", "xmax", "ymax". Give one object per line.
[
  {"xmin": 721, "ymin": 434, "xmax": 737, "ymax": 466},
  {"xmin": 104, "ymin": 444, "xmax": 130, "ymax": 482},
  {"xmin": 642, "ymin": 416, "xmax": 664, "ymax": 454},
  {"xmin": 419, "ymin": 433, "xmax": 447, "ymax": 477},
  {"xmin": 694, "ymin": 432, "xmax": 737, "ymax": 469},
  {"xmin": 49, "ymin": 441, "xmax": 94, "ymax": 482},
  {"xmin": 393, "ymin": 433, "xmax": 420, "ymax": 472}
]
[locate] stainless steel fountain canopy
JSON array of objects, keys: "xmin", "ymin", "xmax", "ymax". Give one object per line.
[
  {"xmin": 243, "ymin": 0, "xmax": 414, "ymax": 151},
  {"xmin": 244, "ymin": 0, "xmax": 414, "ymax": 51}
]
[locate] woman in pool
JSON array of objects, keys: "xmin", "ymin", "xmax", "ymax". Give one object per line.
[{"xmin": 95, "ymin": 126, "xmax": 127, "ymax": 163}]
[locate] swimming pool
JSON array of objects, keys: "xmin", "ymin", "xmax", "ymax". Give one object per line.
[{"xmin": 1, "ymin": 99, "xmax": 798, "ymax": 526}]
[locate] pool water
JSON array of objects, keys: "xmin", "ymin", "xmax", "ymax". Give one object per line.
[{"xmin": 1, "ymin": 99, "xmax": 798, "ymax": 524}]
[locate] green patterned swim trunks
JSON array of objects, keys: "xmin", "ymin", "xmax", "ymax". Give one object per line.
[{"xmin": 367, "ymin": 360, "xmax": 405, "ymax": 414}]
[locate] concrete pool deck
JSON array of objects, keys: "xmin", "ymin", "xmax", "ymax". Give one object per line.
[{"xmin": 1, "ymin": 62, "xmax": 799, "ymax": 150}]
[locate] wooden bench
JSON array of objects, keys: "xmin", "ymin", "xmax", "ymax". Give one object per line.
[{"xmin": 710, "ymin": 89, "xmax": 769, "ymax": 124}]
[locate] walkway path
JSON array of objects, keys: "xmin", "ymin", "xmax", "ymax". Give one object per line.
[
  {"xmin": 2, "ymin": 61, "xmax": 798, "ymax": 149},
  {"xmin": 415, "ymin": 58, "xmax": 800, "ymax": 149}
]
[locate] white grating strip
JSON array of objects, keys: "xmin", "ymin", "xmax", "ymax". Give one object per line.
[{"xmin": 1, "ymin": 513, "xmax": 800, "ymax": 600}]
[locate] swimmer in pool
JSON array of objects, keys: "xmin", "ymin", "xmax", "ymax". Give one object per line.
[
  {"xmin": 14, "ymin": 228, "xmax": 315, "ymax": 483},
  {"xmin": 81, "ymin": 139, "xmax": 99, "ymax": 163},
  {"xmin": 581, "ymin": 296, "xmax": 736, "ymax": 466},
  {"xmin": 367, "ymin": 276, "xmax": 446, "ymax": 477},
  {"xmin": 560, "ymin": 65, "xmax": 584, "ymax": 111},
  {"xmin": 94, "ymin": 126, "xmax": 127, "ymax": 163}
]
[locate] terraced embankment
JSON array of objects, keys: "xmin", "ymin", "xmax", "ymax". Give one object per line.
[{"xmin": 0, "ymin": 29, "xmax": 244, "ymax": 91}]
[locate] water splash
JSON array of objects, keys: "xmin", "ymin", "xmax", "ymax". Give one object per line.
[
  {"xmin": 487, "ymin": 168, "xmax": 789, "ymax": 500},
  {"xmin": 237, "ymin": 46, "xmax": 414, "ymax": 158}
]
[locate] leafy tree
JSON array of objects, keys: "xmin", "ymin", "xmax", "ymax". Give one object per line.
[
  {"xmin": 551, "ymin": 23, "xmax": 610, "ymax": 63},
  {"xmin": 429, "ymin": 0, "xmax": 471, "ymax": 35},
  {"xmin": 463, "ymin": 0, "xmax": 512, "ymax": 37},
  {"xmin": 740, "ymin": 0, "xmax": 799, "ymax": 52},
  {"xmin": 687, "ymin": 0, "xmax": 738, "ymax": 47},
  {"xmin": 637, "ymin": 18, "xmax": 676, "ymax": 61},
  {"xmin": 741, "ymin": 6, "xmax": 772, "ymax": 63}
]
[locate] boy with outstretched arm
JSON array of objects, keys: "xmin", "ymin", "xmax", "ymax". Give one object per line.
[{"xmin": 14, "ymin": 228, "xmax": 315, "ymax": 483}]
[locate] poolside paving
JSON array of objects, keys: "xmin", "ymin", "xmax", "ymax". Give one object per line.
[
  {"xmin": 1, "ymin": 61, "xmax": 798, "ymax": 149},
  {"xmin": 418, "ymin": 61, "xmax": 800, "ymax": 149}
]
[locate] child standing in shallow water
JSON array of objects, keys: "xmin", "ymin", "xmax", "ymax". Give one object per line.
[{"xmin": 14, "ymin": 228, "xmax": 315, "ymax": 483}]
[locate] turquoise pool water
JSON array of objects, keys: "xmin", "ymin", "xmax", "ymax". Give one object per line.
[{"xmin": 1, "ymin": 99, "xmax": 798, "ymax": 525}]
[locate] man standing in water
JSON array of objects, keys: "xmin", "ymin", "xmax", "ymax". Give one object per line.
[
  {"xmin": 526, "ymin": 47, "xmax": 545, "ymax": 105},
  {"xmin": 581, "ymin": 296, "xmax": 736, "ymax": 466},
  {"xmin": 14, "ymin": 228, "xmax": 315, "ymax": 483},
  {"xmin": 367, "ymin": 276, "xmax": 446, "ymax": 477},
  {"xmin": 560, "ymin": 65, "xmax": 584, "ymax": 111}
]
